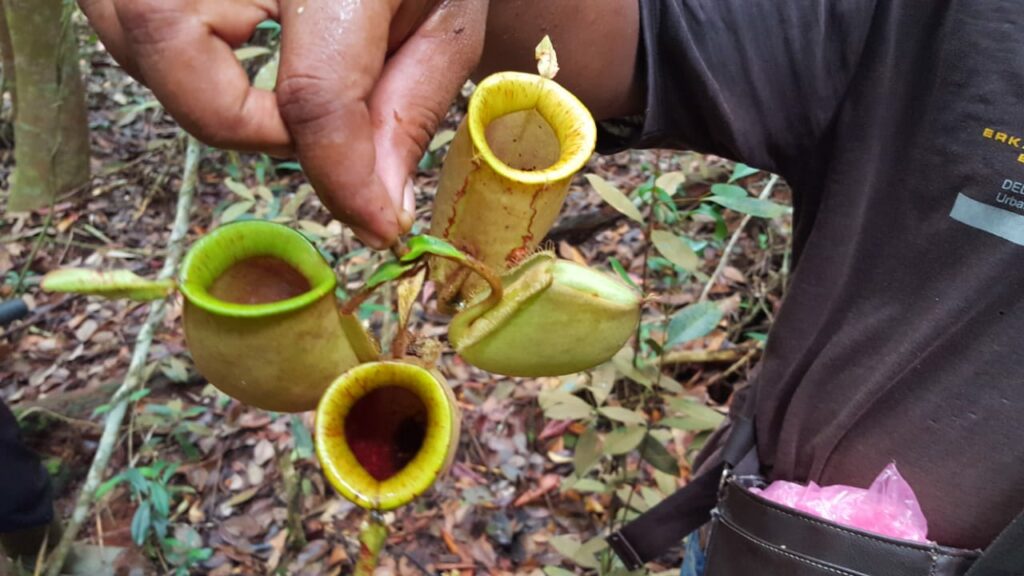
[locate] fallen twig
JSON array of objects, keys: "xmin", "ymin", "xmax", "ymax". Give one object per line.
[
  {"xmin": 279, "ymin": 451, "xmax": 307, "ymax": 552},
  {"xmin": 699, "ymin": 174, "xmax": 780, "ymax": 303},
  {"xmin": 661, "ymin": 345, "xmax": 752, "ymax": 366},
  {"xmin": 44, "ymin": 135, "xmax": 201, "ymax": 576},
  {"xmin": 703, "ymin": 346, "xmax": 762, "ymax": 390}
]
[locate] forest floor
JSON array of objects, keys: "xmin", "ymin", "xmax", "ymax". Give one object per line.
[{"xmin": 0, "ymin": 25, "xmax": 792, "ymax": 576}]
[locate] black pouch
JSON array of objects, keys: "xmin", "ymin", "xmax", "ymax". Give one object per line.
[{"xmin": 703, "ymin": 476, "xmax": 981, "ymax": 576}]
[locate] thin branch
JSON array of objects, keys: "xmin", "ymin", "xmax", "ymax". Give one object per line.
[
  {"xmin": 702, "ymin": 345, "xmax": 761, "ymax": 391},
  {"xmin": 660, "ymin": 345, "xmax": 752, "ymax": 366},
  {"xmin": 44, "ymin": 135, "xmax": 201, "ymax": 576},
  {"xmin": 699, "ymin": 174, "xmax": 780, "ymax": 303}
]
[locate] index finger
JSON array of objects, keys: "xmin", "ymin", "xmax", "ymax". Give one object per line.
[
  {"xmin": 275, "ymin": 0, "xmax": 403, "ymax": 249},
  {"xmin": 114, "ymin": 0, "xmax": 292, "ymax": 154}
]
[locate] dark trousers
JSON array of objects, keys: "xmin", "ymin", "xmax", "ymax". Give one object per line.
[{"xmin": 0, "ymin": 399, "xmax": 53, "ymax": 533}]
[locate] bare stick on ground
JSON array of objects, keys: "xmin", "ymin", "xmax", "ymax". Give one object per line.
[
  {"xmin": 699, "ymin": 174, "xmax": 781, "ymax": 303},
  {"xmin": 44, "ymin": 136, "xmax": 202, "ymax": 576}
]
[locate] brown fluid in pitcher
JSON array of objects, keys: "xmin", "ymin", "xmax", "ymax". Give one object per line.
[
  {"xmin": 486, "ymin": 109, "xmax": 561, "ymax": 171},
  {"xmin": 208, "ymin": 256, "xmax": 311, "ymax": 304}
]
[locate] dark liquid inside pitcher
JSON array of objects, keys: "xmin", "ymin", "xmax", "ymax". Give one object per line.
[{"xmin": 208, "ymin": 256, "xmax": 311, "ymax": 305}]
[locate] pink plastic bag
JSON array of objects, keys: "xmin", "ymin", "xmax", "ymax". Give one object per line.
[{"xmin": 750, "ymin": 463, "xmax": 930, "ymax": 543}]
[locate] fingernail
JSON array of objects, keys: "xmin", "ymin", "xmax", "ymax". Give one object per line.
[
  {"xmin": 398, "ymin": 179, "xmax": 416, "ymax": 233},
  {"xmin": 398, "ymin": 210, "xmax": 415, "ymax": 233},
  {"xmin": 403, "ymin": 179, "xmax": 416, "ymax": 214},
  {"xmin": 351, "ymin": 225, "xmax": 387, "ymax": 250}
]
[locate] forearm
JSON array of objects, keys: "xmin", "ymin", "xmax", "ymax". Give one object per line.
[{"xmin": 475, "ymin": 0, "xmax": 642, "ymax": 120}]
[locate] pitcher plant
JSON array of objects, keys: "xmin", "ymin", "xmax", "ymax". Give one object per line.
[
  {"xmin": 429, "ymin": 71, "xmax": 597, "ymax": 309},
  {"xmin": 178, "ymin": 221, "xmax": 378, "ymax": 412}
]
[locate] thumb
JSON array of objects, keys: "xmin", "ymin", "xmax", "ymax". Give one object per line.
[{"xmin": 369, "ymin": 0, "xmax": 489, "ymax": 229}]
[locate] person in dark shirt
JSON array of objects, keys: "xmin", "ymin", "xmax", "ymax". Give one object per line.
[
  {"xmin": 19, "ymin": 0, "xmax": 1017, "ymax": 569},
  {"xmin": 0, "ymin": 400, "xmax": 60, "ymax": 561}
]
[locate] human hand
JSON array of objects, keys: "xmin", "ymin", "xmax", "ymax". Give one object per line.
[{"xmin": 77, "ymin": 0, "xmax": 489, "ymax": 248}]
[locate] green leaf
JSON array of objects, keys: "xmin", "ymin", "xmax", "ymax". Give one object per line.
[
  {"xmin": 687, "ymin": 431, "xmax": 713, "ymax": 463},
  {"xmin": 544, "ymin": 568, "xmax": 577, "ymax": 576},
  {"xmin": 41, "ymin": 268, "xmax": 175, "ymax": 302},
  {"xmin": 401, "ymin": 234, "xmax": 466, "ymax": 263},
  {"xmin": 149, "ymin": 483, "xmax": 170, "ymax": 517},
  {"xmin": 220, "ymin": 200, "xmax": 254, "ymax": 223},
  {"xmin": 599, "ymin": 406, "xmax": 646, "ymax": 425},
  {"xmin": 587, "ymin": 363, "xmax": 616, "ymax": 406},
  {"xmin": 256, "ymin": 19, "xmax": 280, "ymax": 32},
  {"xmin": 661, "ymin": 416, "xmax": 722, "ymax": 432},
  {"xmin": 279, "ymin": 184, "xmax": 313, "ymax": 220},
  {"xmin": 585, "ymin": 174, "xmax": 644, "ymax": 223},
  {"xmin": 570, "ymin": 478, "xmax": 608, "ymax": 493},
  {"xmin": 657, "ymin": 373, "xmax": 685, "ymax": 394},
  {"xmin": 188, "ymin": 548, "xmax": 213, "ymax": 562},
  {"xmin": 611, "ymin": 348, "xmax": 654, "ymax": 388},
  {"xmin": 651, "ymin": 229, "xmax": 699, "ymax": 271},
  {"xmin": 574, "ymin": 536, "xmax": 609, "ymax": 570},
  {"xmin": 253, "ymin": 50, "xmax": 280, "ymax": 91},
  {"xmin": 544, "ymin": 394, "xmax": 594, "ymax": 420},
  {"xmin": 290, "ymin": 415, "xmax": 314, "ymax": 460},
  {"xmin": 608, "ymin": 257, "xmax": 639, "ymax": 291},
  {"xmin": 224, "ymin": 178, "xmax": 254, "ymax": 201},
  {"xmin": 641, "ymin": 486, "xmax": 665, "ymax": 509},
  {"xmin": 707, "ymin": 195, "xmax": 788, "ymax": 219},
  {"xmin": 365, "ymin": 261, "xmax": 416, "ymax": 289},
  {"xmin": 129, "ymin": 389, "xmax": 152, "ymax": 402},
  {"xmin": 655, "ymin": 171, "xmax": 687, "ymax": 196},
  {"xmin": 276, "ymin": 161, "xmax": 303, "ymax": 172},
  {"xmin": 161, "ymin": 463, "xmax": 181, "ymax": 484},
  {"xmin": 729, "ymin": 163, "xmax": 760, "ymax": 183},
  {"xmin": 116, "ymin": 99, "xmax": 162, "ymax": 128},
  {"xmin": 693, "ymin": 203, "xmax": 729, "ymax": 241},
  {"xmin": 131, "ymin": 502, "xmax": 152, "ymax": 546},
  {"xmin": 95, "ymin": 474, "xmax": 124, "ymax": 500},
  {"xmin": 639, "ymin": 435, "xmax": 680, "ymax": 476},
  {"xmin": 573, "ymin": 427, "xmax": 602, "ymax": 475},
  {"xmin": 654, "ymin": 469, "xmax": 678, "ymax": 496},
  {"xmin": 604, "ymin": 425, "xmax": 646, "ymax": 455},
  {"xmin": 160, "ymin": 358, "xmax": 189, "ymax": 383},
  {"xmin": 664, "ymin": 398, "xmax": 726, "ymax": 432},
  {"xmin": 654, "ymin": 189, "xmax": 681, "ymax": 219},
  {"xmin": 666, "ymin": 302, "xmax": 723, "ymax": 348},
  {"xmin": 710, "ymin": 183, "xmax": 747, "ymax": 199},
  {"xmin": 549, "ymin": 535, "xmax": 582, "ymax": 560},
  {"xmin": 253, "ymin": 185, "xmax": 274, "ymax": 203},
  {"xmin": 746, "ymin": 331, "xmax": 768, "ymax": 343},
  {"xmin": 297, "ymin": 219, "xmax": 331, "ymax": 238},
  {"xmin": 428, "ymin": 129, "xmax": 456, "ymax": 152},
  {"xmin": 616, "ymin": 486, "xmax": 650, "ymax": 513},
  {"xmin": 538, "ymin": 389, "xmax": 579, "ymax": 411}
]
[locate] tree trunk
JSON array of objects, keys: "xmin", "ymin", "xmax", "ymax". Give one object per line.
[
  {"xmin": 0, "ymin": 0, "xmax": 15, "ymax": 120},
  {"xmin": 4, "ymin": 0, "xmax": 90, "ymax": 212},
  {"xmin": 0, "ymin": 0, "xmax": 15, "ymax": 147}
]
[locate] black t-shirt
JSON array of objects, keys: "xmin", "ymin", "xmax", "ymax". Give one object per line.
[{"xmin": 603, "ymin": 0, "xmax": 1024, "ymax": 549}]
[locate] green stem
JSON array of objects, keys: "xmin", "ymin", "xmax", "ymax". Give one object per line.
[
  {"xmin": 452, "ymin": 253, "xmax": 504, "ymax": 311},
  {"xmin": 354, "ymin": 514, "xmax": 388, "ymax": 576},
  {"xmin": 340, "ymin": 263, "xmax": 424, "ymax": 316}
]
